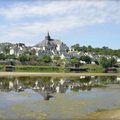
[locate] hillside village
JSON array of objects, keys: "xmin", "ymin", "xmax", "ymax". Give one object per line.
[{"xmin": 0, "ymin": 33, "xmax": 120, "ymax": 71}]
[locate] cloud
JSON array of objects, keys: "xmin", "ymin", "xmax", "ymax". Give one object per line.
[
  {"xmin": 0, "ymin": 1, "xmax": 120, "ymax": 45},
  {"xmin": 0, "ymin": 1, "xmax": 119, "ymax": 22},
  {"xmin": 0, "ymin": 1, "xmax": 81, "ymax": 19}
]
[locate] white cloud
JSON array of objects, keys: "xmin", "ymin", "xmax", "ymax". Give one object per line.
[
  {"xmin": 0, "ymin": 1, "xmax": 81, "ymax": 19},
  {"xmin": 0, "ymin": 1, "xmax": 120, "ymax": 45}
]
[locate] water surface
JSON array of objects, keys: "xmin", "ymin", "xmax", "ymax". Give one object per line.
[{"xmin": 0, "ymin": 76, "xmax": 120, "ymax": 119}]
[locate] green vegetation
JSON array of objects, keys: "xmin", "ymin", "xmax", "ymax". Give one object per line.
[
  {"xmin": 99, "ymin": 56, "xmax": 117, "ymax": 68},
  {"xmin": 80, "ymin": 64, "xmax": 104, "ymax": 73},
  {"xmin": 0, "ymin": 64, "xmax": 64, "ymax": 72},
  {"xmin": 15, "ymin": 65, "xmax": 64, "ymax": 72},
  {"xmin": 0, "ymin": 43, "xmax": 119, "ymax": 73},
  {"xmin": 0, "ymin": 53, "xmax": 6, "ymax": 60},
  {"xmin": 41, "ymin": 55, "xmax": 52, "ymax": 63},
  {"xmin": 19, "ymin": 54, "xmax": 30, "ymax": 63},
  {"xmin": 80, "ymin": 55, "xmax": 91, "ymax": 64},
  {"xmin": 71, "ymin": 44, "xmax": 120, "ymax": 57},
  {"xmin": 0, "ymin": 65, "xmax": 3, "ymax": 71},
  {"xmin": 71, "ymin": 57, "xmax": 79, "ymax": 64}
]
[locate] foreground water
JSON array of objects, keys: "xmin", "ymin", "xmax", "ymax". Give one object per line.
[{"xmin": 0, "ymin": 76, "xmax": 120, "ymax": 119}]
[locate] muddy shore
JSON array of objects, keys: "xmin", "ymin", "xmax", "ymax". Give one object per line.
[
  {"xmin": 0, "ymin": 72, "xmax": 120, "ymax": 77},
  {"xmin": 84, "ymin": 108, "xmax": 120, "ymax": 120}
]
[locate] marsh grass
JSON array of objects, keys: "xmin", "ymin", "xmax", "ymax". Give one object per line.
[{"xmin": 15, "ymin": 65, "xmax": 64, "ymax": 72}]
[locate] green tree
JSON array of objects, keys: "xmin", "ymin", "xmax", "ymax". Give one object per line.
[
  {"xmin": 19, "ymin": 54, "xmax": 30, "ymax": 62},
  {"xmin": 70, "ymin": 44, "xmax": 120, "ymax": 57},
  {"xmin": 108, "ymin": 57, "xmax": 117, "ymax": 67},
  {"xmin": 87, "ymin": 45, "xmax": 93, "ymax": 52},
  {"xmin": 53, "ymin": 55, "xmax": 61, "ymax": 66},
  {"xmin": 71, "ymin": 44, "xmax": 80, "ymax": 51},
  {"xmin": 99, "ymin": 57, "xmax": 117, "ymax": 68},
  {"xmin": 42, "ymin": 55, "xmax": 52, "ymax": 63},
  {"xmin": 0, "ymin": 53, "xmax": 6, "ymax": 60},
  {"xmin": 99, "ymin": 57, "xmax": 109, "ymax": 68},
  {"xmin": 4, "ymin": 46, "xmax": 10, "ymax": 54},
  {"xmin": 71, "ymin": 57, "xmax": 79, "ymax": 63},
  {"xmin": 80, "ymin": 55, "xmax": 91, "ymax": 64},
  {"xmin": 6, "ymin": 54, "xmax": 16, "ymax": 59}
]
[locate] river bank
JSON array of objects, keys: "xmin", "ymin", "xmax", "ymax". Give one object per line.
[
  {"xmin": 84, "ymin": 108, "xmax": 120, "ymax": 120},
  {"xmin": 0, "ymin": 72, "xmax": 120, "ymax": 77}
]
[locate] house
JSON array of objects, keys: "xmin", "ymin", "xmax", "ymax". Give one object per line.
[{"xmin": 10, "ymin": 43, "xmax": 26, "ymax": 57}]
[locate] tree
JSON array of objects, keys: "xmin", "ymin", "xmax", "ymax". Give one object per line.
[
  {"xmin": 19, "ymin": 54, "xmax": 30, "ymax": 63},
  {"xmin": 108, "ymin": 57, "xmax": 117, "ymax": 67},
  {"xmin": 42, "ymin": 55, "xmax": 52, "ymax": 63},
  {"xmin": 99, "ymin": 57, "xmax": 117, "ymax": 68},
  {"xmin": 53, "ymin": 55, "xmax": 63, "ymax": 66},
  {"xmin": 70, "ymin": 44, "xmax": 120, "ymax": 57},
  {"xmin": 29, "ymin": 49, "xmax": 36, "ymax": 56},
  {"xmin": 80, "ymin": 55, "xmax": 91, "ymax": 64},
  {"xmin": 87, "ymin": 45, "xmax": 93, "ymax": 52},
  {"xmin": 6, "ymin": 54, "xmax": 16, "ymax": 59},
  {"xmin": 71, "ymin": 57, "xmax": 79, "ymax": 63},
  {"xmin": 99, "ymin": 57, "xmax": 108, "ymax": 68},
  {"xmin": 0, "ymin": 53, "xmax": 6, "ymax": 60},
  {"xmin": 71, "ymin": 44, "xmax": 80, "ymax": 51},
  {"xmin": 4, "ymin": 46, "xmax": 10, "ymax": 54}
]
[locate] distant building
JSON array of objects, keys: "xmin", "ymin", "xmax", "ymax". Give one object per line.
[
  {"xmin": 10, "ymin": 43, "xmax": 26, "ymax": 57},
  {"xmin": 34, "ymin": 32, "xmax": 69, "ymax": 56}
]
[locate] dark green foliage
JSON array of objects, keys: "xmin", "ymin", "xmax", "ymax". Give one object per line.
[
  {"xmin": 53, "ymin": 55, "xmax": 65, "ymax": 66},
  {"xmin": 71, "ymin": 57, "xmax": 79, "ymax": 63},
  {"xmin": 80, "ymin": 55, "xmax": 91, "ymax": 64},
  {"xmin": 99, "ymin": 57, "xmax": 117, "ymax": 68},
  {"xmin": 71, "ymin": 44, "xmax": 120, "ymax": 57},
  {"xmin": 53, "ymin": 55, "xmax": 61, "ymax": 61},
  {"xmin": 108, "ymin": 57, "xmax": 117, "ymax": 67},
  {"xmin": 41, "ymin": 55, "xmax": 52, "ymax": 63},
  {"xmin": 19, "ymin": 54, "xmax": 30, "ymax": 62},
  {"xmin": 4, "ymin": 46, "xmax": 10, "ymax": 54},
  {"xmin": 6, "ymin": 54, "xmax": 16, "ymax": 59},
  {"xmin": 0, "ymin": 53, "xmax": 6, "ymax": 60}
]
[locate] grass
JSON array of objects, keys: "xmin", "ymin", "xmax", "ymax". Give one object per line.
[
  {"xmin": 15, "ymin": 65, "xmax": 64, "ymax": 72},
  {"xmin": 0, "ymin": 65, "xmax": 4, "ymax": 71},
  {"xmin": 80, "ymin": 64, "xmax": 104, "ymax": 73},
  {"xmin": 0, "ymin": 65, "xmax": 64, "ymax": 72},
  {"xmin": 0, "ymin": 64, "xmax": 119, "ymax": 73}
]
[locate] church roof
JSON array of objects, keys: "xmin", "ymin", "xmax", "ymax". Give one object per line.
[{"xmin": 35, "ymin": 33, "xmax": 66, "ymax": 47}]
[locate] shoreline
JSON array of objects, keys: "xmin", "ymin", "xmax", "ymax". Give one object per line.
[
  {"xmin": 84, "ymin": 108, "xmax": 120, "ymax": 120},
  {"xmin": 0, "ymin": 72, "xmax": 120, "ymax": 77}
]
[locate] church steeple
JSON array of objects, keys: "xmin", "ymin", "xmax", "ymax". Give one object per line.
[{"xmin": 45, "ymin": 32, "xmax": 51, "ymax": 41}]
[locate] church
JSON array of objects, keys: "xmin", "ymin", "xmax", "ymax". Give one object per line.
[{"xmin": 34, "ymin": 32, "xmax": 69, "ymax": 56}]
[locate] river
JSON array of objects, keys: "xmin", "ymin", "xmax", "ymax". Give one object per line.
[{"xmin": 0, "ymin": 76, "xmax": 120, "ymax": 119}]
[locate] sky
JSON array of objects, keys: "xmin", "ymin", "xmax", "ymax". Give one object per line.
[{"xmin": 0, "ymin": 0, "xmax": 120, "ymax": 49}]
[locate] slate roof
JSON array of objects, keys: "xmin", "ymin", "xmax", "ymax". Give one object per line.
[{"xmin": 35, "ymin": 33, "xmax": 69, "ymax": 50}]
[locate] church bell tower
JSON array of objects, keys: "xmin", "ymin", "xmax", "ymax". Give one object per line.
[{"xmin": 45, "ymin": 32, "xmax": 51, "ymax": 41}]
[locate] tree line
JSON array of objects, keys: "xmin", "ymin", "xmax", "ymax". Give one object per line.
[{"xmin": 71, "ymin": 44, "xmax": 120, "ymax": 57}]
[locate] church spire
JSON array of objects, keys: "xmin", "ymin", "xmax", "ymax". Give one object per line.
[
  {"xmin": 45, "ymin": 31, "xmax": 51, "ymax": 41},
  {"xmin": 47, "ymin": 32, "xmax": 50, "ymax": 37}
]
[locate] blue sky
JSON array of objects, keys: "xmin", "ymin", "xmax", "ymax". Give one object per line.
[{"xmin": 0, "ymin": 0, "xmax": 120, "ymax": 49}]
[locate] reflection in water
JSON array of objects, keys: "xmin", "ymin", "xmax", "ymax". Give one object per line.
[
  {"xmin": 0, "ymin": 76, "xmax": 119, "ymax": 100},
  {"xmin": 0, "ymin": 76, "xmax": 120, "ymax": 119}
]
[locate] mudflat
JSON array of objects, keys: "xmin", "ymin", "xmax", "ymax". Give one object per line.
[
  {"xmin": 0, "ymin": 72, "xmax": 120, "ymax": 77},
  {"xmin": 84, "ymin": 109, "xmax": 120, "ymax": 120}
]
